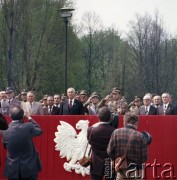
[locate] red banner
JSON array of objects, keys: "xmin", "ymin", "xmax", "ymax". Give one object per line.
[{"xmin": 0, "ymin": 115, "xmax": 177, "ymax": 180}]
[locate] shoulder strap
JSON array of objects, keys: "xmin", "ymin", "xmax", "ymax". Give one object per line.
[{"xmin": 123, "ymin": 130, "xmax": 135, "ymax": 157}]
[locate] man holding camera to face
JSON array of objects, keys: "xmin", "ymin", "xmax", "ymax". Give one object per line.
[
  {"xmin": 107, "ymin": 112, "xmax": 149, "ymax": 180},
  {"xmin": 1, "ymin": 107, "xmax": 42, "ymax": 180}
]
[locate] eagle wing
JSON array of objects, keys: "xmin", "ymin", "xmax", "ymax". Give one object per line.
[{"xmin": 54, "ymin": 121, "xmax": 78, "ymax": 161}]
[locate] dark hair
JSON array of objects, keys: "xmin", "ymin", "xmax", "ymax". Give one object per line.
[
  {"xmin": 124, "ymin": 112, "xmax": 138, "ymax": 125},
  {"xmin": 10, "ymin": 107, "xmax": 24, "ymax": 120},
  {"xmin": 98, "ymin": 107, "xmax": 111, "ymax": 122}
]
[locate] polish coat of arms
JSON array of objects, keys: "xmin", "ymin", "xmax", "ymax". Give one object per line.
[{"xmin": 54, "ymin": 120, "xmax": 91, "ymax": 176}]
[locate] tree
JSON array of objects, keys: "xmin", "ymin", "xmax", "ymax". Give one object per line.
[{"xmin": 127, "ymin": 13, "xmax": 167, "ymax": 94}]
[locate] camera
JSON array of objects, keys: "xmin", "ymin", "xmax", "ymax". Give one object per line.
[{"xmin": 141, "ymin": 131, "xmax": 152, "ymax": 145}]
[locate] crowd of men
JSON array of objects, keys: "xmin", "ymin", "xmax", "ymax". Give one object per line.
[
  {"xmin": 0, "ymin": 86, "xmax": 177, "ymax": 116},
  {"xmin": 0, "ymin": 86, "xmax": 159, "ymax": 180}
]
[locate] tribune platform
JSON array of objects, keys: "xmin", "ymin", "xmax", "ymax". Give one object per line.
[{"xmin": 0, "ymin": 115, "xmax": 176, "ymax": 180}]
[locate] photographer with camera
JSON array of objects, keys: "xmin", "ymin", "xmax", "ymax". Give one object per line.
[
  {"xmin": 1, "ymin": 107, "xmax": 42, "ymax": 180},
  {"xmin": 107, "ymin": 112, "xmax": 149, "ymax": 180}
]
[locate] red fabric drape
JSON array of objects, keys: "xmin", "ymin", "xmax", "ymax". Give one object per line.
[{"xmin": 0, "ymin": 115, "xmax": 177, "ymax": 180}]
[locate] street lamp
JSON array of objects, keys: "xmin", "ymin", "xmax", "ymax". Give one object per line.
[{"xmin": 60, "ymin": 7, "xmax": 74, "ymax": 93}]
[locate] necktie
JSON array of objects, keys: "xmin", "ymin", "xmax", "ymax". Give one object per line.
[
  {"xmin": 145, "ymin": 107, "xmax": 148, "ymax": 115},
  {"xmin": 8, "ymin": 100, "xmax": 11, "ymax": 104},
  {"xmin": 69, "ymin": 100, "xmax": 72, "ymax": 109}
]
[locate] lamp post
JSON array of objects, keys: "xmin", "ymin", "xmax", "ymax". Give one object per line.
[{"xmin": 60, "ymin": 7, "xmax": 74, "ymax": 93}]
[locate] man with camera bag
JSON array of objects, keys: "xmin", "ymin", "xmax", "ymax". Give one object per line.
[{"xmin": 107, "ymin": 112, "xmax": 148, "ymax": 180}]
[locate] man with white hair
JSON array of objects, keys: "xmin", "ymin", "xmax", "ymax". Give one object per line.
[
  {"xmin": 136, "ymin": 94, "xmax": 158, "ymax": 115},
  {"xmin": 158, "ymin": 92, "xmax": 177, "ymax": 115},
  {"xmin": 22, "ymin": 91, "xmax": 44, "ymax": 116},
  {"xmin": 152, "ymin": 95, "xmax": 161, "ymax": 108},
  {"xmin": 59, "ymin": 87, "xmax": 85, "ymax": 115}
]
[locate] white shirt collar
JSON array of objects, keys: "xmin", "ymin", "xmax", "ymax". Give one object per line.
[{"xmin": 164, "ymin": 103, "xmax": 169, "ymax": 108}]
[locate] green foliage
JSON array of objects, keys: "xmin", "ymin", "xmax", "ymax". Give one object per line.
[{"xmin": 0, "ymin": 2, "xmax": 177, "ymax": 102}]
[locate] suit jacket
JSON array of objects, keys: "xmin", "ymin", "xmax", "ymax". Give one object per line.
[
  {"xmin": 23, "ymin": 101, "xmax": 44, "ymax": 115},
  {"xmin": 1, "ymin": 118, "xmax": 42, "ymax": 179},
  {"xmin": 1, "ymin": 98, "xmax": 20, "ymax": 115},
  {"xmin": 173, "ymin": 105, "xmax": 177, "ymax": 115},
  {"xmin": 59, "ymin": 99, "xmax": 85, "ymax": 115},
  {"xmin": 43, "ymin": 106, "xmax": 60, "ymax": 115},
  {"xmin": 158, "ymin": 103, "xmax": 177, "ymax": 115},
  {"xmin": 137, "ymin": 105, "xmax": 158, "ymax": 115},
  {"xmin": 87, "ymin": 123, "xmax": 115, "ymax": 176}
]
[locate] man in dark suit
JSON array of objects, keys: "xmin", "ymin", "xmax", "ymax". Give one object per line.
[
  {"xmin": 53, "ymin": 94, "xmax": 61, "ymax": 108},
  {"xmin": 60, "ymin": 87, "xmax": 85, "ymax": 115},
  {"xmin": 43, "ymin": 96, "xmax": 60, "ymax": 115},
  {"xmin": 87, "ymin": 107, "xmax": 116, "ymax": 180},
  {"xmin": 158, "ymin": 92, "xmax": 177, "ymax": 115},
  {"xmin": 137, "ymin": 95, "xmax": 158, "ymax": 115},
  {"xmin": 1, "ymin": 107, "xmax": 42, "ymax": 180}
]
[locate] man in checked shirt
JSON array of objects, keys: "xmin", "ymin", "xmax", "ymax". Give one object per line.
[{"xmin": 107, "ymin": 112, "xmax": 148, "ymax": 180}]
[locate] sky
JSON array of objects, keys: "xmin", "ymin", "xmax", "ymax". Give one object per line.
[{"xmin": 73, "ymin": 0, "xmax": 177, "ymax": 36}]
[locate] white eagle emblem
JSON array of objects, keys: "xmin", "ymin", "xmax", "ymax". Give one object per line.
[{"xmin": 54, "ymin": 120, "xmax": 91, "ymax": 176}]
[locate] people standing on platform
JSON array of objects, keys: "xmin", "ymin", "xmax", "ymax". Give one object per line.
[
  {"xmin": 107, "ymin": 112, "xmax": 148, "ymax": 180},
  {"xmin": 0, "ymin": 91, "xmax": 6, "ymax": 114},
  {"xmin": 0, "ymin": 91, "xmax": 6, "ymax": 101},
  {"xmin": 53, "ymin": 94, "xmax": 61, "ymax": 108},
  {"xmin": 158, "ymin": 92, "xmax": 177, "ymax": 115},
  {"xmin": 19, "ymin": 89, "xmax": 28, "ymax": 111},
  {"xmin": 79, "ymin": 90, "xmax": 89, "ymax": 115},
  {"xmin": 22, "ymin": 91, "xmax": 44, "ymax": 116},
  {"xmin": 136, "ymin": 95, "xmax": 158, "ymax": 115},
  {"xmin": 59, "ymin": 87, "xmax": 85, "ymax": 115},
  {"xmin": 43, "ymin": 96, "xmax": 60, "ymax": 115},
  {"xmin": 39, "ymin": 95, "xmax": 48, "ymax": 108},
  {"xmin": 98, "ymin": 87, "xmax": 126, "ymax": 113},
  {"xmin": 1, "ymin": 87, "xmax": 20, "ymax": 115},
  {"xmin": 87, "ymin": 107, "xmax": 116, "ymax": 180},
  {"xmin": 60, "ymin": 93, "xmax": 68, "ymax": 103},
  {"xmin": 128, "ymin": 96, "xmax": 143, "ymax": 114},
  {"xmin": 116, "ymin": 102, "xmax": 129, "ymax": 115},
  {"xmin": 0, "ymin": 107, "xmax": 42, "ymax": 180},
  {"xmin": 152, "ymin": 95, "xmax": 161, "ymax": 108},
  {"xmin": 75, "ymin": 91, "xmax": 80, "ymax": 100},
  {"xmin": 84, "ymin": 92, "xmax": 100, "ymax": 115}
]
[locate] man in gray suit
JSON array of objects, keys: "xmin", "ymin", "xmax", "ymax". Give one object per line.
[
  {"xmin": 1, "ymin": 87, "xmax": 20, "ymax": 115},
  {"xmin": 22, "ymin": 91, "xmax": 44, "ymax": 116},
  {"xmin": 158, "ymin": 92, "xmax": 177, "ymax": 115},
  {"xmin": 1, "ymin": 107, "xmax": 42, "ymax": 180},
  {"xmin": 137, "ymin": 95, "xmax": 158, "ymax": 115}
]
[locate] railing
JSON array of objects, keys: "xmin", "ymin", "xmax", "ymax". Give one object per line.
[{"xmin": 0, "ymin": 115, "xmax": 177, "ymax": 180}]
